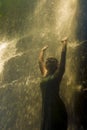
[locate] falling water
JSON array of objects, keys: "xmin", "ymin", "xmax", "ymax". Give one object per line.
[
  {"xmin": 0, "ymin": 40, "xmax": 17, "ymax": 73},
  {"xmin": 0, "ymin": 0, "xmax": 83, "ymax": 130},
  {"xmin": 55, "ymin": 0, "xmax": 78, "ymax": 39}
]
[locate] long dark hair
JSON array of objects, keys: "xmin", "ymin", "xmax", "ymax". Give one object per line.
[{"xmin": 45, "ymin": 57, "xmax": 58, "ymax": 73}]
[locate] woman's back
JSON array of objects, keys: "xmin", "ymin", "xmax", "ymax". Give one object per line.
[
  {"xmin": 39, "ymin": 38, "xmax": 68, "ymax": 130},
  {"xmin": 40, "ymin": 75, "xmax": 67, "ymax": 130}
]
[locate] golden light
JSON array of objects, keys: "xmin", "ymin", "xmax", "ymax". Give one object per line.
[
  {"xmin": 0, "ymin": 42, "xmax": 8, "ymax": 73},
  {"xmin": 55, "ymin": 0, "xmax": 78, "ymax": 39},
  {"xmin": 0, "ymin": 42, "xmax": 8, "ymax": 51}
]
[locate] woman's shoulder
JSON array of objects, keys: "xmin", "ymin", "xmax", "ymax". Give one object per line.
[{"xmin": 40, "ymin": 75, "xmax": 56, "ymax": 83}]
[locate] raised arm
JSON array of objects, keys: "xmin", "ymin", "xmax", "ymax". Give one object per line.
[
  {"xmin": 38, "ymin": 46, "xmax": 48, "ymax": 76},
  {"xmin": 54, "ymin": 37, "xmax": 67, "ymax": 81}
]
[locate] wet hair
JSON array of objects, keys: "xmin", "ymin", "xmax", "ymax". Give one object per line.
[{"xmin": 45, "ymin": 57, "xmax": 58, "ymax": 72}]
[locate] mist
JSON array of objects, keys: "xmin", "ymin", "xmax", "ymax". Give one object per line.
[{"xmin": 0, "ymin": 0, "xmax": 87, "ymax": 130}]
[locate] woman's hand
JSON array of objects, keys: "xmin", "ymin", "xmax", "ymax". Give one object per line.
[
  {"xmin": 41, "ymin": 45, "xmax": 48, "ymax": 51},
  {"xmin": 61, "ymin": 37, "xmax": 68, "ymax": 52},
  {"xmin": 61, "ymin": 37, "xmax": 68, "ymax": 44}
]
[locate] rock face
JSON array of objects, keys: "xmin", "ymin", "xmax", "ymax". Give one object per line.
[
  {"xmin": 2, "ymin": 54, "xmax": 30, "ymax": 83},
  {"xmin": 74, "ymin": 42, "xmax": 87, "ymax": 130},
  {"xmin": 76, "ymin": 0, "xmax": 87, "ymax": 41},
  {"xmin": 75, "ymin": 0, "xmax": 87, "ymax": 129},
  {"xmin": 0, "ymin": 0, "xmax": 37, "ymax": 37},
  {"xmin": 0, "ymin": 77, "xmax": 41, "ymax": 130},
  {"xmin": 0, "ymin": 36, "xmax": 41, "ymax": 130}
]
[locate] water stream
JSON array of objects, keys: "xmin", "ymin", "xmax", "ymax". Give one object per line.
[{"xmin": 0, "ymin": 0, "xmax": 84, "ymax": 130}]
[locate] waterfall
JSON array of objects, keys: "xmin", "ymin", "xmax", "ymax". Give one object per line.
[
  {"xmin": 0, "ymin": 0, "xmax": 84, "ymax": 130},
  {"xmin": 0, "ymin": 39, "xmax": 17, "ymax": 74}
]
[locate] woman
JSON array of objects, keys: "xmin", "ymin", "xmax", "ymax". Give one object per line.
[{"xmin": 39, "ymin": 38, "xmax": 68, "ymax": 130}]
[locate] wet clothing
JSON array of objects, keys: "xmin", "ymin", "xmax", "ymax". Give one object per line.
[{"xmin": 40, "ymin": 46, "xmax": 67, "ymax": 130}]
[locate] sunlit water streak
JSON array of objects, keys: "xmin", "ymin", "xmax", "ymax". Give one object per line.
[
  {"xmin": 0, "ymin": 39, "xmax": 22, "ymax": 74},
  {"xmin": 55, "ymin": 0, "xmax": 78, "ymax": 39},
  {"xmin": 34, "ymin": 0, "xmax": 47, "ymax": 15},
  {"xmin": 0, "ymin": 34, "xmax": 36, "ymax": 75},
  {"xmin": 34, "ymin": 0, "xmax": 78, "ymax": 41}
]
